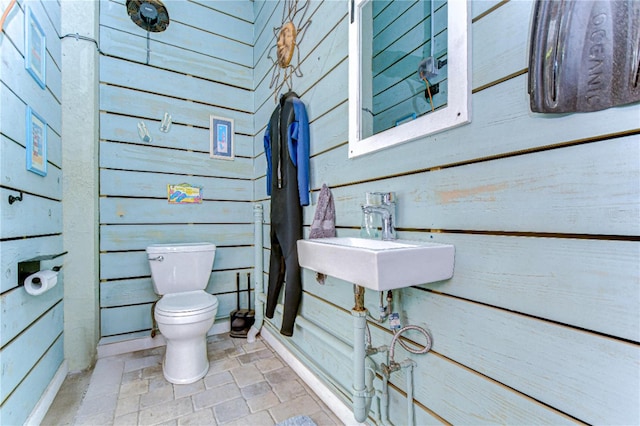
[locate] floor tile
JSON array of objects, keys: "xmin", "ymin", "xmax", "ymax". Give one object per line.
[
  {"xmin": 239, "ymin": 348, "xmax": 275, "ymax": 364},
  {"xmin": 240, "ymin": 380, "xmax": 271, "ymax": 399},
  {"xmin": 256, "ymin": 356, "xmax": 285, "ymax": 373},
  {"xmin": 124, "ymin": 355, "xmax": 163, "ymax": 373},
  {"xmin": 74, "ymin": 410, "xmax": 114, "ymax": 426},
  {"xmin": 114, "ymin": 411, "xmax": 139, "ymax": 426},
  {"xmin": 269, "ymin": 395, "xmax": 323, "ymax": 424},
  {"xmin": 174, "ymin": 380, "xmax": 205, "ymax": 399},
  {"xmin": 40, "ymin": 370, "xmax": 91, "ymax": 426},
  {"xmin": 225, "ymin": 410, "xmax": 274, "ymax": 426},
  {"xmin": 246, "ymin": 390, "xmax": 280, "ymax": 413},
  {"xmin": 272, "ymin": 379, "xmax": 306, "ymax": 402},
  {"xmin": 120, "ymin": 378, "xmax": 149, "ymax": 399},
  {"xmin": 230, "ymin": 363, "xmax": 264, "ymax": 387},
  {"xmin": 176, "ymin": 407, "xmax": 215, "ymax": 425},
  {"xmin": 207, "ymin": 356, "xmax": 241, "ymax": 375},
  {"xmin": 264, "ymin": 366, "xmax": 299, "ymax": 385},
  {"xmin": 192, "ymin": 382, "xmax": 241, "ymax": 410},
  {"xmin": 138, "ymin": 397, "xmax": 193, "ymax": 426},
  {"xmin": 204, "ymin": 370, "xmax": 234, "ymax": 389},
  {"xmin": 42, "ymin": 334, "xmax": 341, "ymax": 426},
  {"xmin": 139, "ymin": 382, "xmax": 174, "ymax": 410},
  {"xmin": 212, "ymin": 397, "xmax": 250, "ymax": 424},
  {"xmin": 115, "ymin": 394, "xmax": 140, "ymax": 418}
]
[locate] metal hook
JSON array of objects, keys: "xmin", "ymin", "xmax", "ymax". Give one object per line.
[{"xmin": 8, "ymin": 191, "xmax": 23, "ymax": 205}]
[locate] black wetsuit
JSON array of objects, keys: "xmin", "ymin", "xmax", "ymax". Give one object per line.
[{"xmin": 263, "ymin": 91, "xmax": 310, "ymax": 336}]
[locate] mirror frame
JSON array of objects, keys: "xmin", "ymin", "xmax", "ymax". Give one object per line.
[{"xmin": 348, "ymin": 0, "xmax": 472, "ymax": 158}]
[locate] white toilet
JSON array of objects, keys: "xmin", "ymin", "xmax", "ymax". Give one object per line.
[{"xmin": 146, "ymin": 242, "xmax": 219, "ymax": 384}]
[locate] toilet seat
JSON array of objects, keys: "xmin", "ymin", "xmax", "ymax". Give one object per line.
[{"xmin": 156, "ymin": 290, "xmax": 218, "ymax": 318}]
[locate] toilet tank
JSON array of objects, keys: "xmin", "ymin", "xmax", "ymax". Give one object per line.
[{"xmin": 146, "ymin": 242, "xmax": 216, "ymax": 295}]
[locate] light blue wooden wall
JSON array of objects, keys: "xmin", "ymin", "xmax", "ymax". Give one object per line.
[
  {"xmin": 254, "ymin": 1, "xmax": 640, "ymax": 424},
  {"xmin": 0, "ymin": 0, "xmax": 64, "ymax": 424},
  {"xmin": 98, "ymin": 0, "xmax": 256, "ymax": 342}
]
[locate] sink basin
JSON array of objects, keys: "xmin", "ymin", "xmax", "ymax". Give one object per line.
[{"xmin": 297, "ymin": 237, "xmax": 454, "ymax": 291}]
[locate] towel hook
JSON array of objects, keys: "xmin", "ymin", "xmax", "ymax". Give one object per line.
[{"xmin": 8, "ymin": 191, "xmax": 23, "ymax": 205}]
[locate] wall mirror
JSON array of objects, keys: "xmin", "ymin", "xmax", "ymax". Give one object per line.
[{"xmin": 348, "ymin": 0, "xmax": 471, "ymax": 158}]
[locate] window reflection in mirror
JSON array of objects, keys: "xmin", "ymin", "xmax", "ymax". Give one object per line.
[
  {"xmin": 364, "ymin": 0, "xmax": 447, "ymax": 137},
  {"xmin": 349, "ymin": 0, "xmax": 470, "ymax": 158}
]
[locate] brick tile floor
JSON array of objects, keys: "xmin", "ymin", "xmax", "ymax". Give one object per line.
[{"xmin": 42, "ymin": 334, "xmax": 341, "ymax": 426}]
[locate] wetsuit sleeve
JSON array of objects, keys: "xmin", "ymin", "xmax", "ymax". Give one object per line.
[
  {"xmin": 288, "ymin": 99, "xmax": 310, "ymax": 206},
  {"xmin": 264, "ymin": 123, "xmax": 272, "ymax": 196}
]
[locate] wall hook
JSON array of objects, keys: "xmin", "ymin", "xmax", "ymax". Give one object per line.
[{"xmin": 8, "ymin": 191, "xmax": 23, "ymax": 205}]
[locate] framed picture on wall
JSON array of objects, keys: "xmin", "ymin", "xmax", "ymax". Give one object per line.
[
  {"xmin": 24, "ymin": 7, "xmax": 46, "ymax": 89},
  {"xmin": 26, "ymin": 106, "xmax": 47, "ymax": 176},
  {"xmin": 210, "ymin": 115, "xmax": 234, "ymax": 160}
]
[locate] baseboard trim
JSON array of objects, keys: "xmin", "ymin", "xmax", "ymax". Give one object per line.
[
  {"xmin": 261, "ymin": 326, "xmax": 365, "ymax": 426},
  {"xmin": 25, "ymin": 360, "xmax": 69, "ymax": 426},
  {"xmin": 97, "ymin": 320, "xmax": 230, "ymax": 358}
]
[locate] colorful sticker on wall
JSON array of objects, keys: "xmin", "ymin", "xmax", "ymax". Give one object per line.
[{"xmin": 168, "ymin": 183, "xmax": 202, "ymax": 204}]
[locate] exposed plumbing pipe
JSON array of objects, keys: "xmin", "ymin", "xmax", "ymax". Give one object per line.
[
  {"xmin": 247, "ymin": 203, "xmax": 264, "ymax": 343},
  {"xmin": 273, "ymin": 304, "xmax": 351, "ymax": 358},
  {"xmin": 379, "ymin": 326, "xmax": 431, "ymax": 425},
  {"xmin": 352, "ymin": 308, "xmax": 374, "ymax": 423},
  {"xmin": 367, "ymin": 290, "xmax": 393, "ymax": 323},
  {"xmin": 402, "ymin": 359, "xmax": 417, "ymax": 426},
  {"xmin": 352, "ymin": 284, "xmax": 377, "ymax": 423},
  {"xmin": 255, "ymin": 257, "xmax": 426, "ymax": 424},
  {"xmin": 378, "ymin": 374, "xmax": 393, "ymax": 426},
  {"xmin": 388, "ymin": 325, "xmax": 432, "ymax": 366}
]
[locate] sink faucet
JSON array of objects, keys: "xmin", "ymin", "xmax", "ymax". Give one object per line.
[{"xmin": 361, "ymin": 192, "xmax": 396, "ymax": 240}]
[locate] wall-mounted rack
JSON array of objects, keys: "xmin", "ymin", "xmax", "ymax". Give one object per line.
[{"xmin": 18, "ymin": 252, "xmax": 67, "ymax": 286}]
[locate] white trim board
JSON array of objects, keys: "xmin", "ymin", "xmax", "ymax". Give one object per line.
[
  {"xmin": 25, "ymin": 360, "xmax": 69, "ymax": 426},
  {"xmin": 261, "ymin": 326, "xmax": 366, "ymax": 426}
]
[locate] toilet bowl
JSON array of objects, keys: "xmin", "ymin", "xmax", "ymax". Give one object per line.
[
  {"xmin": 155, "ymin": 290, "xmax": 218, "ymax": 383},
  {"xmin": 147, "ymin": 243, "xmax": 218, "ymax": 384}
]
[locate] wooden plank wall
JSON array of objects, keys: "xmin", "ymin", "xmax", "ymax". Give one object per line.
[
  {"xmin": 98, "ymin": 0, "xmax": 255, "ymax": 342},
  {"xmin": 0, "ymin": 0, "xmax": 64, "ymax": 424},
  {"xmin": 254, "ymin": 0, "xmax": 640, "ymax": 424}
]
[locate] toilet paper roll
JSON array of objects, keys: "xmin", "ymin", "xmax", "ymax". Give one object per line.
[{"xmin": 24, "ymin": 270, "xmax": 58, "ymax": 296}]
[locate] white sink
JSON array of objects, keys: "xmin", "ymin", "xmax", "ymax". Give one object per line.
[{"xmin": 297, "ymin": 237, "xmax": 454, "ymax": 291}]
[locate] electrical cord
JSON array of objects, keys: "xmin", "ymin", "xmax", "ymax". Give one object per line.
[
  {"xmin": 420, "ymin": 71, "xmax": 435, "ymax": 112},
  {"xmin": 60, "ymin": 33, "xmax": 103, "ymax": 54}
]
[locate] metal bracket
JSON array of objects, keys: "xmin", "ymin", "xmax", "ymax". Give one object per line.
[{"xmin": 8, "ymin": 191, "xmax": 23, "ymax": 204}]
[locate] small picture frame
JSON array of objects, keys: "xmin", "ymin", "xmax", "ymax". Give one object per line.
[
  {"xmin": 210, "ymin": 115, "xmax": 234, "ymax": 160},
  {"xmin": 25, "ymin": 7, "xmax": 46, "ymax": 89},
  {"xmin": 26, "ymin": 106, "xmax": 47, "ymax": 176}
]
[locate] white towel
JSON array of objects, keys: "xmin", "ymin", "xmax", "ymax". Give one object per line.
[{"xmin": 309, "ymin": 184, "xmax": 335, "ymax": 284}]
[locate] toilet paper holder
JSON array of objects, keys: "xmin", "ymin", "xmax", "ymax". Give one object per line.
[{"xmin": 18, "ymin": 252, "xmax": 66, "ymax": 286}]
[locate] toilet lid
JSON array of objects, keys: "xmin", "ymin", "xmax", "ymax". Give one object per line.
[{"xmin": 156, "ymin": 290, "xmax": 218, "ymax": 317}]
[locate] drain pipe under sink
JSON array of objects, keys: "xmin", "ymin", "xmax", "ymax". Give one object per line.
[
  {"xmin": 247, "ymin": 203, "xmax": 264, "ymax": 343},
  {"xmin": 353, "ymin": 285, "xmax": 375, "ymax": 423}
]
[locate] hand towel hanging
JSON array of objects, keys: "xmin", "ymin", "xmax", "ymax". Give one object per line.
[{"xmin": 309, "ymin": 184, "xmax": 336, "ymax": 284}]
